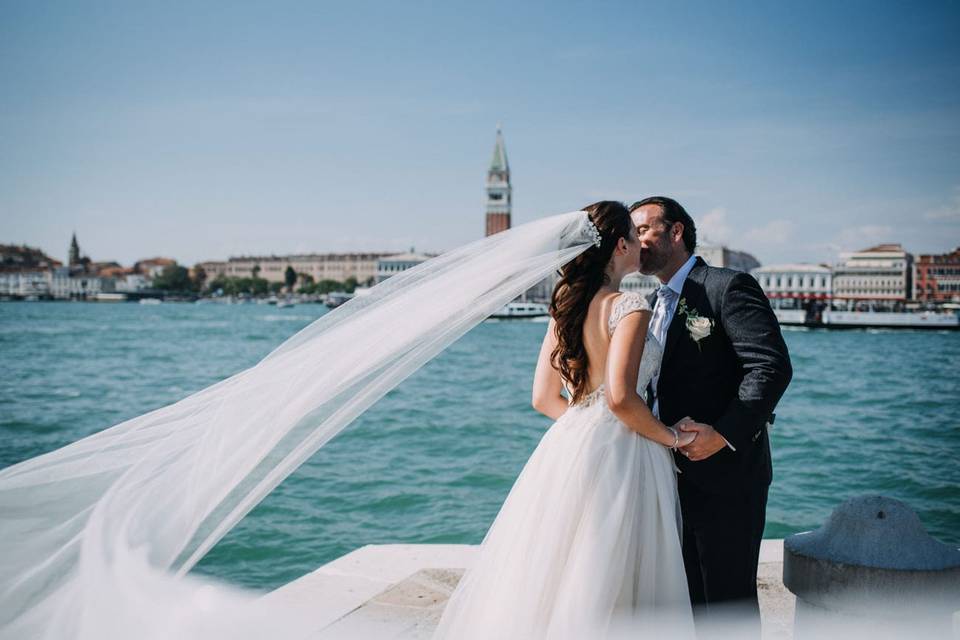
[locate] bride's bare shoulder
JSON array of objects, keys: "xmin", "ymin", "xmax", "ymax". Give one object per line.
[{"xmin": 589, "ymin": 289, "xmax": 623, "ymax": 314}]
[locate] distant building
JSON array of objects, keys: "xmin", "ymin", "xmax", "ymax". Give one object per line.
[
  {"xmin": 620, "ymin": 272, "xmax": 659, "ymax": 297},
  {"xmin": 200, "ymin": 253, "xmax": 392, "ymax": 286},
  {"xmin": 376, "ymin": 252, "xmax": 435, "ymax": 283},
  {"xmin": 134, "ymin": 257, "xmax": 177, "ymax": 279},
  {"xmin": 832, "ymin": 244, "xmax": 913, "ymax": 306},
  {"xmin": 68, "ymin": 233, "xmax": 81, "ymax": 268},
  {"xmin": 913, "ymin": 247, "xmax": 960, "ymax": 304},
  {"xmin": 620, "ymin": 243, "xmax": 760, "ymax": 296},
  {"xmin": 0, "ymin": 244, "xmax": 61, "ymax": 272},
  {"xmin": 485, "ymin": 126, "xmax": 511, "ymax": 237},
  {"xmin": 115, "ymin": 273, "xmax": 150, "ymax": 293},
  {"xmin": 0, "ymin": 271, "xmax": 49, "ymax": 298},
  {"xmin": 0, "ymin": 242, "xmax": 118, "ymax": 299},
  {"xmin": 0, "ymin": 267, "xmax": 114, "ymax": 300},
  {"xmin": 697, "ymin": 243, "xmax": 761, "ymax": 273},
  {"xmin": 751, "ymin": 264, "xmax": 832, "ymax": 309},
  {"xmin": 66, "ymin": 233, "xmax": 93, "ymax": 274}
]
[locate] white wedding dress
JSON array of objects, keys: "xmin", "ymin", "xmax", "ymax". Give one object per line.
[{"xmin": 433, "ymin": 292, "xmax": 694, "ymax": 640}]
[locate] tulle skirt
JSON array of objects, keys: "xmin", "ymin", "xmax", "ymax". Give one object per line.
[{"xmin": 433, "ymin": 398, "xmax": 694, "ymax": 640}]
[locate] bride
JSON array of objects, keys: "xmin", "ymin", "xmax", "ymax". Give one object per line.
[
  {"xmin": 0, "ymin": 203, "xmax": 695, "ymax": 639},
  {"xmin": 433, "ymin": 201, "xmax": 697, "ymax": 639}
]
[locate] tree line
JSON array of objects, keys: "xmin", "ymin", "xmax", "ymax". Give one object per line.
[{"xmin": 152, "ymin": 263, "xmax": 369, "ymax": 296}]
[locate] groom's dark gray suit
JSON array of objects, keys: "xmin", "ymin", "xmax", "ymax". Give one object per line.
[{"xmin": 647, "ymin": 256, "xmax": 792, "ymax": 628}]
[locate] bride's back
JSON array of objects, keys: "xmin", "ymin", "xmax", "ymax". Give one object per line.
[{"xmin": 580, "ymin": 288, "xmax": 622, "ymax": 394}]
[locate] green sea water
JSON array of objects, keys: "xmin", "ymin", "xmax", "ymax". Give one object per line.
[{"xmin": 1, "ymin": 301, "xmax": 958, "ymax": 591}]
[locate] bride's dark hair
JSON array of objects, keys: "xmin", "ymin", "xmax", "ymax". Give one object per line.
[{"xmin": 550, "ymin": 200, "xmax": 632, "ymax": 404}]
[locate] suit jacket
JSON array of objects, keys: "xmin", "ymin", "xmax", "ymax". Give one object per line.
[{"xmin": 648, "ymin": 257, "xmax": 792, "ymax": 495}]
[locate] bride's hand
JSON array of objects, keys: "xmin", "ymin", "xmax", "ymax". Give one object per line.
[
  {"xmin": 672, "ymin": 417, "xmax": 698, "ymax": 448},
  {"xmin": 676, "ymin": 430, "xmax": 697, "ymax": 448}
]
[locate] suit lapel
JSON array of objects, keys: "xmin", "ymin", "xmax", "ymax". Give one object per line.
[{"xmin": 659, "ymin": 257, "xmax": 708, "ymax": 371}]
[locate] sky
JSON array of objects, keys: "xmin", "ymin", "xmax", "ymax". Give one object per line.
[{"xmin": 1, "ymin": 0, "xmax": 958, "ymax": 267}]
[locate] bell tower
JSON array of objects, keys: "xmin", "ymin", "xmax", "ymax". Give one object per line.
[{"xmin": 485, "ymin": 125, "xmax": 512, "ymax": 236}]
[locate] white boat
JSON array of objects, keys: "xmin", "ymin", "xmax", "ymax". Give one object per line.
[
  {"xmin": 489, "ymin": 302, "xmax": 550, "ymax": 320},
  {"xmin": 93, "ymin": 292, "xmax": 128, "ymax": 302},
  {"xmin": 276, "ymin": 298, "xmax": 296, "ymax": 309},
  {"xmin": 139, "ymin": 298, "xmax": 162, "ymax": 305},
  {"xmin": 324, "ymin": 292, "xmax": 354, "ymax": 309},
  {"xmin": 774, "ymin": 308, "xmax": 959, "ymax": 330}
]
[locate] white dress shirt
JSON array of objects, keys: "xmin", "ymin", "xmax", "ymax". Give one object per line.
[{"xmin": 650, "ymin": 254, "xmax": 697, "ymax": 419}]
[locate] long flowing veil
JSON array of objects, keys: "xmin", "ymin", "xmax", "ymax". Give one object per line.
[{"xmin": 0, "ymin": 210, "xmax": 596, "ymax": 639}]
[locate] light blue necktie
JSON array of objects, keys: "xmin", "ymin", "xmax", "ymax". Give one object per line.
[{"xmin": 651, "ymin": 286, "xmax": 678, "ymax": 346}]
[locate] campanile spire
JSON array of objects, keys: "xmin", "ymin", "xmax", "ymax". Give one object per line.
[{"xmin": 485, "ymin": 125, "xmax": 512, "ymax": 236}]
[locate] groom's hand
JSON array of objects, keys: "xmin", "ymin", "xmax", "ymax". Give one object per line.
[{"xmin": 678, "ymin": 423, "xmax": 726, "ymax": 461}]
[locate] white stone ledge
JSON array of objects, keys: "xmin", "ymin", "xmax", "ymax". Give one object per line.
[{"xmin": 267, "ymin": 540, "xmax": 790, "ymax": 638}]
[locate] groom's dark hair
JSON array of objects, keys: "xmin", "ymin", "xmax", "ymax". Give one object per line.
[{"xmin": 629, "ymin": 196, "xmax": 697, "ymax": 255}]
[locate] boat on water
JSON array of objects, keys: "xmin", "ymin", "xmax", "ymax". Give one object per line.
[
  {"xmin": 774, "ymin": 308, "xmax": 959, "ymax": 330},
  {"xmin": 276, "ymin": 298, "xmax": 296, "ymax": 309},
  {"xmin": 93, "ymin": 292, "xmax": 128, "ymax": 302},
  {"xmin": 489, "ymin": 301, "xmax": 550, "ymax": 320},
  {"xmin": 324, "ymin": 292, "xmax": 354, "ymax": 309},
  {"xmin": 139, "ymin": 298, "xmax": 162, "ymax": 305}
]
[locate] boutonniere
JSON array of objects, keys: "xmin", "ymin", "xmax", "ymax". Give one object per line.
[{"xmin": 677, "ymin": 297, "xmax": 713, "ymax": 349}]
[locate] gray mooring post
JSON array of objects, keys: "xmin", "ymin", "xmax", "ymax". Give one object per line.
[{"xmin": 783, "ymin": 496, "xmax": 960, "ymax": 639}]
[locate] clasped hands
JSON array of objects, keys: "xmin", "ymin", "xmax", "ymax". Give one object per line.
[{"xmin": 672, "ymin": 417, "xmax": 726, "ymax": 462}]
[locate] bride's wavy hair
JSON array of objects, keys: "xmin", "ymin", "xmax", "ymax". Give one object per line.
[{"xmin": 550, "ymin": 200, "xmax": 632, "ymax": 404}]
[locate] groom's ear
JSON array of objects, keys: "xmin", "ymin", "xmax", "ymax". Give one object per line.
[{"xmin": 671, "ymin": 221, "xmax": 686, "ymax": 246}]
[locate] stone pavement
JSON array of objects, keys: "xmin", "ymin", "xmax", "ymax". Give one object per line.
[{"xmin": 266, "ymin": 540, "xmax": 794, "ymax": 639}]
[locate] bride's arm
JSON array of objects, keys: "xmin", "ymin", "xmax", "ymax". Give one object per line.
[
  {"xmin": 532, "ymin": 318, "xmax": 568, "ymax": 420},
  {"xmin": 605, "ymin": 311, "xmax": 695, "ymax": 447}
]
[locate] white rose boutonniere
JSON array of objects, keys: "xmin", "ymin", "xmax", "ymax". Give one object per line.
[{"xmin": 677, "ymin": 298, "xmax": 713, "ymax": 349}]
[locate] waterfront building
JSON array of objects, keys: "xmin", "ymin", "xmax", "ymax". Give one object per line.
[
  {"xmin": 751, "ymin": 264, "xmax": 832, "ymax": 309},
  {"xmin": 913, "ymin": 247, "xmax": 960, "ymax": 304},
  {"xmin": 376, "ymin": 252, "xmax": 434, "ymax": 283},
  {"xmin": 620, "ymin": 272, "xmax": 659, "ymax": 296},
  {"xmin": 485, "ymin": 126, "xmax": 511, "ymax": 237},
  {"xmin": 200, "ymin": 253, "xmax": 391, "ymax": 286},
  {"xmin": 115, "ymin": 273, "xmax": 150, "ymax": 293},
  {"xmin": 0, "ymin": 267, "xmax": 115, "ymax": 300},
  {"xmin": 832, "ymin": 244, "xmax": 913, "ymax": 308},
  {"xmin": 0, "ymin": 271, "xmax": 49, "ymax": 298},
  {"xmin": 51, "ymin": 267, "xmax": 115, "ymax": 299}
]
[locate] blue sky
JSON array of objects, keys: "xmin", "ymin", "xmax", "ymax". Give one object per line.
[{"xmin": 1, "ymin": 1, "xmax": 958, "ymax": 266}]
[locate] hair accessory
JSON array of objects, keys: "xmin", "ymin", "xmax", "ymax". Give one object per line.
[{"xmin": 584, "ymin": 217, "xmax": 602, "ymax": 249}]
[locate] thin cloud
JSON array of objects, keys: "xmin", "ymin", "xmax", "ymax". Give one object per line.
[
  {"xmin": 923, "ymin": 186, "xmax": 960, "ymax": 221},
  {"xmin": 698, "ymin": 207, "xmax": 732, "ymax": 244},
  {"xmin": 835, "ymin": 224, "xmax": 896, "ymax": 251},
  {"xmin": 744, "ymin": 219, "xmax": 795, "ymax": 246}
]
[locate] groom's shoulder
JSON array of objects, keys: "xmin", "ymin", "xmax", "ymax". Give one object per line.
[{"xmin": 696, "ymin": 262, "xmax": 762, "ymax": 294}]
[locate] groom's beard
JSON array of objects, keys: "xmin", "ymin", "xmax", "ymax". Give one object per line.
[{"xmin": 638, "ymin": 247, "xmax": 668, "ymax": 276}]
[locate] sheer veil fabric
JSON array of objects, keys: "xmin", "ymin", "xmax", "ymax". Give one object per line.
[{"xmin": 0, "ymin": 211, "xmax": 598, "ymax": 639}]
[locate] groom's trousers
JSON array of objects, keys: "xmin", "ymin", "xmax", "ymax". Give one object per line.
[{"xmin": 678, "ymin": 477, "xmax": 768, "ymax": 637}]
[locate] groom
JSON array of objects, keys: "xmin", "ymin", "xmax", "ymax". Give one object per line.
[{"xmin": 630, "ymin": 197, "xmax": 792, "ymax": 634}]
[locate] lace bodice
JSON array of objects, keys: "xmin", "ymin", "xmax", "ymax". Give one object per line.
[{"xmin": 575, "ymin": 291, "xmax": 663, "ymax": 407}]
